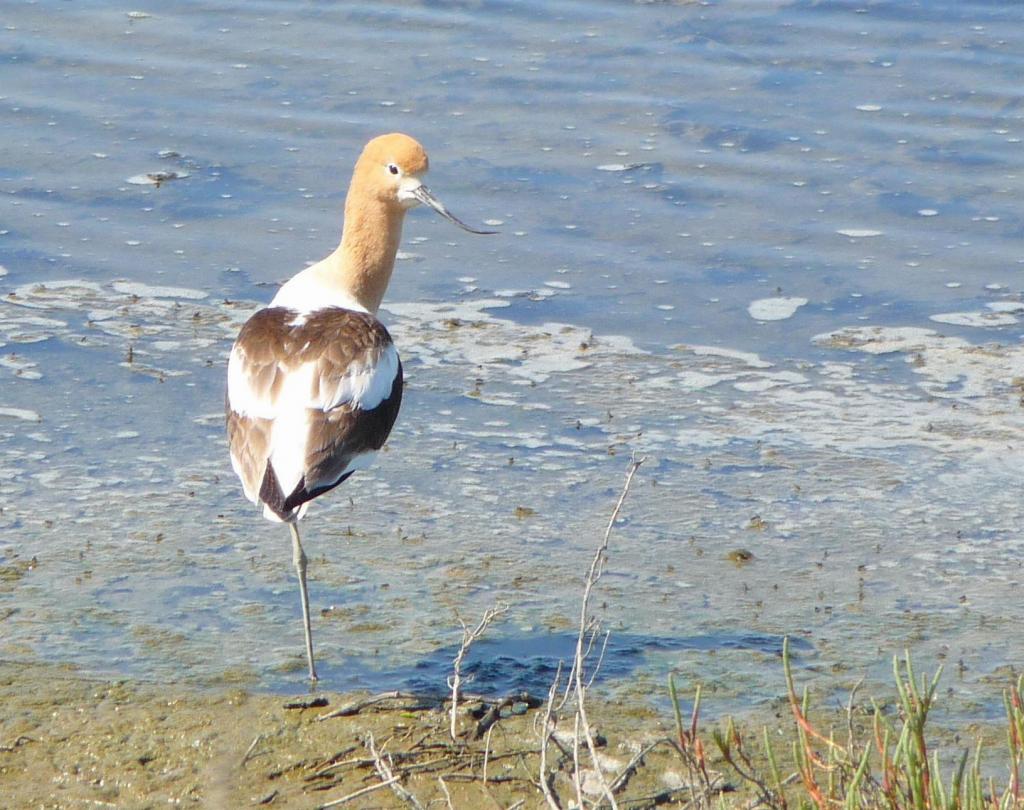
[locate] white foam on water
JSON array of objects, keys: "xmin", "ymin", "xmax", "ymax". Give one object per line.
[
  {"xmin": 0, "ymin": 407, "xmax": 41, "ymax": 421},
  {"xmin": 837, "ymin": 228, "xmax": 883, "ymax": 237},
  {"xmin": 747, "ymin": 297, "xmax": 808, "ymax": 321},
  {"xmin": 986, "ymin": 301, "xmax": 1024, "ymax": 313},
  {"xmin": 685, "ymin": 345, "xmax": 773, "ymax": 369},
  {"xmin": 929, "ymin": 311, "xmax": 1018, "ymax": 327}
]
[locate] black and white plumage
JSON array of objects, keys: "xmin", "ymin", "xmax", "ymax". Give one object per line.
[
  {"xmin": 223, "ymin": 133, "xmax": 493, "ymax": 682},
  {"xmin": 225, "ymin": 301, "xmax": 403, "ymax": 684},
  {"xmin": 226, "ymin": 306, "xmax": 403, "ymax": 524}
]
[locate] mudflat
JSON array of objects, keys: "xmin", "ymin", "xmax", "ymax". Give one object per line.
[{"xmin": 0, "ymin": 659, "xmax": 696, "ymax": 809}]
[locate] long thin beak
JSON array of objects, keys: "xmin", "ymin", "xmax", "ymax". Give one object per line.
[{"xmin": 411, "ymin": 185, "xmax": 497, "ymax": 235}]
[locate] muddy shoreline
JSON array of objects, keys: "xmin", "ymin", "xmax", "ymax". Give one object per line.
[
  {"xmin": 4, "ymin": 655, "xmax": 1022, "ymax": 808},
  {"xmin": 0, "ymin": 659, "xmax": 701, "ymax": 808}
]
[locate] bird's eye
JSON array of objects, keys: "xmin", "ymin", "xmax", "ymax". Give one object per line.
[{"xmin": 387, "ymin": 163, "xmax": 400, "ymax": 175}]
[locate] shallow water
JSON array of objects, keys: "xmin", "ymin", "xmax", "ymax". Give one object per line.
[{"xmin": 2, "ymin": 1, "xmax": 1024, "ymax": 720}]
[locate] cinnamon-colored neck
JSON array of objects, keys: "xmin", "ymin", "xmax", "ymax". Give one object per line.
[{"xmin": 331, "ymin": 193, "xmax": 406, "ymax": 314}]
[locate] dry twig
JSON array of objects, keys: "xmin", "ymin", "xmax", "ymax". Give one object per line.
[
  {"xmin": 240, "ymin": 734, "xmax": 263, "ymax": 767},
  {"xmin": 571, "ymin": 454, "xmax": 645, "ymax": 810},
  {"xmin": 483, "ymin": 723, "xmax": 494, "ymax": 784},
  {"xmin": 536, "ymin": 455, "xmax": 645, "ymax": 810},
  {"xmin": 538, "ymin": 661, "xmax": 564, "ymax": 810},
  {"xmin": 0, "ymin": 735, "xmax": 33, "ymax": 753},
  {"xmin": 365, "ymin": 732, "xmax": 426, "ymax": 810},
  {"xmin": 449, "ymin": 602, "xmax": 509, "ymax": 739},
  {"xmin": 315, "ymin": 776, "xmax": 400, "ymax": 809},
  {"xmin": 473, "ymin": 692, "xmax": 543, "ymax": 740},
  {"xmin": 316, "ymin": 690, "xmax": 427, "ymax": 721},
  {"xmin": 283, "ymin": 695, "xmax": 329, "ymax": 710},
  {"xmin": 437, "ymin": 775, "xmax": 455, "ymax": 810}
]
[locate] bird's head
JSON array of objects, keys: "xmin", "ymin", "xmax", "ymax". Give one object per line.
[{"xmin": 353, "ymin": 133, "xmax": 496, "ymax": 234}]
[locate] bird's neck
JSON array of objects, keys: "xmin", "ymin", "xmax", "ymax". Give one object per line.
[{"xmin": 329, "ymin": 195, "xmax": 406, "ymax": 314}]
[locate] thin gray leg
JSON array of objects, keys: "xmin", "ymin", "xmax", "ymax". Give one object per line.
[{"xmin": 289, "ymin": 522, "xmax": 318, "ymax": 682}]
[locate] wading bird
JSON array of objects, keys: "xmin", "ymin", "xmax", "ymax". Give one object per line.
[{"xmin": 226, "ymin": 133, "xmax": 494, "ymax": 681}]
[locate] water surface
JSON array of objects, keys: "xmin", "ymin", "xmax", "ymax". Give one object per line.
[{"xmin": 2, "ymin": 1, "xmax": 1023, "ymax": 720}]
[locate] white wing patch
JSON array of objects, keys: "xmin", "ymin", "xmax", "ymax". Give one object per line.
[
  {"xmin": 315, "ymin": 343, "xmax": 399, "ymax": 413},
  {"xmin": 227, "ymin": 335, "xmax": 399, "ymax": 417},
  {"xmin": 227, "ymin": 330, "xmax": 400, "ymax": 511},
  {"xmin": 226, "ymin": 344, "xmax": 276, "ymax": 419},
  {"xmin": 266, "ymin": 380, "xmax": 313, "ymax": 504}
]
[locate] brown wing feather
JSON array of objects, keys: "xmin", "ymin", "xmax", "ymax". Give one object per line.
[
  {"xmin": 225, "ymin": 308, "xmax": 292, "ymax": 506},
  {"xmin": 284, "ymin": 359, "xmax": 403, "ymax": 512},
  {"xmin": 226, "ymin": 306, "xmax": 402, "ymax": 521},
  {"xmin": 225, "ymin": 407, "xmax": 273, "ymax": 503}
]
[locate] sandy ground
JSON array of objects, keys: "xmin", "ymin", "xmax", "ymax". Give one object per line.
[{"xmin": 0, "ymin": 659, "xmax": 712, "ymax": 809}]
